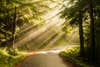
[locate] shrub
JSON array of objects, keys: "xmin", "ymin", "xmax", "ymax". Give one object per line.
[
  {"xmin": 0, "ymin": 47, "xmax": 27, "ymax": 67},
  {"xmin": 59, "ymin": 47, "xmax": 94, "ymax": 67}
]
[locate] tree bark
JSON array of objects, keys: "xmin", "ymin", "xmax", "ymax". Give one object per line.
[
  {"xmin": 12, "ymin": 7, "xmax": 16, "ymax": 48},
  {"xmin": 78, "ymin": 0, "xmax": 85, "ymax": 57},
  {"xmin": 79, "ymin": 11, "xmax": 85, "ymax": 57},
  {"xmin": 89, "ymin": 0, "xmax": 96, "ymax": 63}
]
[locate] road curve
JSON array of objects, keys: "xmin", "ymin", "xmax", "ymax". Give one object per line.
[{"xmin": 16, "ymin": 53, "xmax": 75, "ymax": 67}]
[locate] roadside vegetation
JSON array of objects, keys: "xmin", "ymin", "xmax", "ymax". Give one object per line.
[
  {"xmin": 59, "ymin": 47, "xmax": 94, "ymax": 67},
  {"xmin": 0, "ymin": 47, "xmax": 27, "ymax": 67}
]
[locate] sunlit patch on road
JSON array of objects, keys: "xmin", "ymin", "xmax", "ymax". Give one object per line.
[
  {"xmin": 27, "ymin": 50, "xmax": 63, "ymax": 56},
  {"xmin": 27, "ymin": 45, "xmax": 78, "ymax": 56}
]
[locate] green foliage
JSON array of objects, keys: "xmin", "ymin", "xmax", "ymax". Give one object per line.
[
  {"xmin": 59, "ymin": 47, "xmax": 94, "ymax": 67},
  {"xmin": 61, "ymin": 0, "xmax": 100, "ymax": 65},
  {"xmin": 0, "ymin": 0, "xmax": 58, "ymax": 46},
  {"xmin": 0, "ymin": 47, "xmax": 27, "ymax": 67}
]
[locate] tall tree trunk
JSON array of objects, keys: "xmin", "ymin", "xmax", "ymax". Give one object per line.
[
  {"xmin": 12, "ymin": 7, "xmax": 16, "ymax": 48},
  {"xmin": 79, "ymin": 11, "xmax": 85, "ymax": 57},
  {"xmin": 89, "ymin": 0, "xmax": 96, "ymax": 63},
  {"xmin": 78, "ymin": 0, "xmax": 85, "ymax": 57},
  {"xmin": 8, "ymin": 7, "xmax": 17, "ymax": 55}
]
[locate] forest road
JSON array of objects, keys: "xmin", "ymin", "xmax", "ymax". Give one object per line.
[{"xmin": 16, "ymin": 53, "xmax": 75, "ymax": 67}]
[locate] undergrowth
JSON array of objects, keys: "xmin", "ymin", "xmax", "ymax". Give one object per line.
[
  {"xmin": 0, "ymin": 47, "xmax": 27, "ymax": 67},
  {"xmin": 59, "ymin": 47, "xmax": 94, "ymax": 67}
]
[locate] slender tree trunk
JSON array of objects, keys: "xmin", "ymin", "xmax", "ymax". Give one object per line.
[
  {"xmin": 12, "ymin": 7, "xmax": 16, "ymax": 48},
  {"xmin": 8, "ymin": 7, "xmax": 17, "ymax": 55},
  {"xmin": 89, "ymin": 0, "xmax": 96, "ymax": 63},
  {"xmin": 5, "ymin": 9, "xmax": 9, "ymax": 46},
  {"xmin": 79, "ymin": 11, "xmax": 85, "ymax": 57},
  {"xmin": 78, "ymin": 0, "xmax": 85, "ymax": 57}
]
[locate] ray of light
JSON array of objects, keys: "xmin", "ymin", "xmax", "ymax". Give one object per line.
[
  {"xmin": 34, "ymin": 27, "xmax": 57, "ymax": 43},
  {"xmin": 16, "ymin": 25, "xmax": 39, "ymax": 42},
  {"xmin": 23, "ymin": 27, "xmax": 59, "ymax": 50},
  {"xmin": 17, "ymin": 24, "xmax": 37, "ymax": 35},
  {"xmin": 36, "ymin": 22, "xmax": 65, "ymax": 49},
  {"xmin": 35, "ymin": 18, "xmax": 65, "ymax": 42},
  {"xmin": 16, "ymin": 16, "xmax": 64, "ymax": 44},
  {"xmin": 27, "ymin": 25, "xmax": 63, "ymax": 50},
  {"xmin": 14, "ymin": 2, "xmax": 65, "ymax": 49},
  {"xmin": 42, "ymin": 6, "xmax": 64, "ymax": 21},
  {"xmin": 37, "ymin": 33, "xmax": 58, "ymax": 49},
  {"xmin": 18, "ymin": 27, "xmax": 58, "ymax": 50},
  {"xmin": 17, "ymin": 7, "xmax": 63, "ymax": 37},
  {"xmin": 15, "ymin": 15, "xmax": 63, "ymax": 47},
  {"xmin": 43, "ymin": 32, "xmax": 65, "ymax": 50},
  {"xmin": 35, "ymin": 19, "xmax": 65, "ymax": 49}
]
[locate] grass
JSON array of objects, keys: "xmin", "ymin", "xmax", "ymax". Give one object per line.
[
  {"xmin": 0, "ymin": 47, "xmax": 27, "ymax": 67},
  {"xmin": 59, "ymin": 46, "xmax": 94, "ymax": 67}
]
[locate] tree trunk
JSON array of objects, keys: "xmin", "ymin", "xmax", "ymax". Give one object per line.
[
  {"xmin": 12, "ymin": 7, "xmax": 16, "ymax": 48},
  {"xmin": 89, "ymin": 0, "xmax": 96, "ymax": 63},
  {"xmin": 79, "ymin": 11, "xmax": 85, "ymax": 57},
  {"xmin": 78, "ymin": 0, "xmax": 85, "ymax": 57}
]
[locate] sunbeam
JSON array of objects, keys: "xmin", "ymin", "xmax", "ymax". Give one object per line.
[
  {"xmin": 15, "ymin": 15, "xmax": 65, "ymax": 48},
  {"xmin": 43, "ymin": 32, "xmax": 65, "ymax": 50},
  {"xmin": 14, "ymin": 2, "xmax": 65, "ymax": 51}
]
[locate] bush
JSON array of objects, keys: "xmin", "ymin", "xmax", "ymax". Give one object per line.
[
  {"xmin": 0, "ymin": 47, "xmax": 27, "ymax": 67},
  {"xmin": 59, "ymin": 47, "xmax": 94, "ymax": 67}
]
